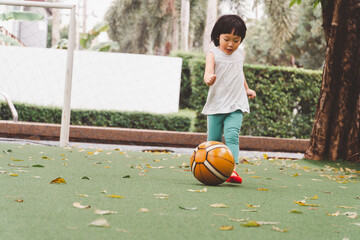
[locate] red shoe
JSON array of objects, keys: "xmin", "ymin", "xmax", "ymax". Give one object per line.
[{"xmin": 226, "ymin": 171, "xmax": 242, "ymax": 183}]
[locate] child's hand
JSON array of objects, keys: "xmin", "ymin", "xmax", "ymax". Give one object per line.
[
  {"xmin": 246, "ymin": 89, "xmax": 256, "ymax": 99},
  {"xmin": 205, "ymin": 74, "xmax": 217, "ymax": 86}
]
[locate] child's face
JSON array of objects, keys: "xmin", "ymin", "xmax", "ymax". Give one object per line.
[{"xmin": 218, "ymin": 29, "xmax": 242, "ymax": 55}]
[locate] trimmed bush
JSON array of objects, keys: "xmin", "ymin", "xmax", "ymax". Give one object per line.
[
  {"xmin": 171, "ymin": 51, "xmax": 205, "ymax": 109},
  {"xmin": 0, "ymin": 102, "xmax": 191, "ymax": 132}
]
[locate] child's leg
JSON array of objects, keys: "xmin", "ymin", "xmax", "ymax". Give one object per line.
[
  {"xmin": 207, "ymin": 114, "xmax": 226, "ymax": 142},
  {"xmin": 223, "ymin": 110, "xmax": 243, "ymax": 164}
]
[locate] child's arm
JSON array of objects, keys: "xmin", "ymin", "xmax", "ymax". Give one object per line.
[
  {"xmin": 244, "ymin": 77, "xmax": 256, "ymax": 99},
  {"xmin": 204, "ymin": 52, "xmax": 216, "ymax": 86}
]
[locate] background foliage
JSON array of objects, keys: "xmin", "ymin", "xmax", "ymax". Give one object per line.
[
  {"xmin": 173, "ymin": 52, "xmax": 322, "ymax": 138},
  {"xmin": 0, "ymin": 103, "xmax": 191, "ymax": 132}
]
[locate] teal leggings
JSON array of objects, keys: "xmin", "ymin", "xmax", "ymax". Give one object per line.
[{"xmin": 207, "ymin": 110, "xmax": 243, "ymax": 164}]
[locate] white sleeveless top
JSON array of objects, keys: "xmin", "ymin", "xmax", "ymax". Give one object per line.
[{"xmin": 201, "ymin": 47, "xmax": 250, "ymax": 115}]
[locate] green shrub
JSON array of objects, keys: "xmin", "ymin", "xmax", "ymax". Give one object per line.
[
  {"xmin": 171, "ymin": 51, "xmax": 205, "ymax": 109},
  {"xmin": 0, "ymin": 103, "xmax": 191, "ymax": 132}
]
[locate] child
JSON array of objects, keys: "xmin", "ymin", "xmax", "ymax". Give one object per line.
[{"xmin": 202, "ymin": 14, "xmax": 256, "ymax": 183}]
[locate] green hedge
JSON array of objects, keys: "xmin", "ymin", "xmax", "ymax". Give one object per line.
[
  {"xmin": 188, "ymin": 58, "xmax": 322, "ymax": 139},
  {"xmin": 171, "ymin": 51, "xmax": 205, "ymax": 109},
  {"xmin": 0, "ymin": 103, "xmax": 191, "ymax": 132}
]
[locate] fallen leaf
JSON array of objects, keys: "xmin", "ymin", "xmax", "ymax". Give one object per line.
[
  {"xmin": 289, "ymin": 209, "xmax": 303, "ymax": 214},
  {"xmin": 139, "ymin": 208, "xmax": 149, "ymax": 213},
  {"xmin": 9, "ymin": 173, "xmax": 18, "ymax": 177},
  {"xmin": 241, "ymin": 220, "xmax": 261, "ymax": 227},
  {"xmin": 81, "ymin": 176, "xmax": 90, "ymax": 180},
  {"xmin": 342, "ymin": 212, "xmax": 358, "ymax": 219},
  {"xmin": 50, "ymin": 177, "xmax": 66, "ymax": 184},
  {"xmin": 73, "ymin": 202, "xmax": 91, "ymax": 209},
  {"xmin": 304, "ymin": 195, "xmax": 318, "ymax": 200},
  {"xmin": 187, "ymin": 188, "xmax": 207, "ymax": 193},
  {"xmin": 213, "ymin": 214, "xmax": 249, "ymax": 222},
  {"xmin": 241, "ymin": 209, "xmax": 259, "ymax": 212},
  {"xmin": 337, "ymin": 206, "xmax": 356, "ymax": 209},
  {"xmin": 210, "ymin": 203, "xmax": 228, "ymax": 208},
  {"xmin": 32, "ymin": 164, "xmax": 45, "ymax": 168},
  {"xmin": 106, "ymin": 195, "xmax": 125, "ymax": 199},
  {"xmin": 272, "ymin": 226, "xmax": 288, "ymax": 232},
  {"xmin": 153, "ymin": 193, "xmax": 169, "ymax": 199},
  {"xmin": 179, "ymin": 206, "xmax": 197, "ymax": 210},
  {"xmin": 263, "ymin": 154, "xmax": 268, "ymax": 159},
  {"xmin": 246, "ymin": 204, "xmax": 260, "ymax": 208},
  {"xmin": 15, "ymin": 199, "xmax": 23, "ymax": 202},
  {"xmin": 258, "ymin": 221, "xmax": 280, "ymax": 225},
  {"xmin": 293, "ymin": 200, "xmax": 320, "ymax": 207},
  {"xmin": 78, "ymin": 194, "xmax": 88, "ymax": 197},
  {"xmin": 308, "ymin": 207, "xmax": 319, "ymax": 210},
  {"xmin": 12, "ymin": 159, "xmax": 24, "ymax": 161},
  {"xmin": 218, "ymin": 226, "xmax": 233, "ymax": 231},
  {"xmin": 257, "ymin": 188, "xmax": 269, "ymax": 191},
  {"xmin": 95, "ymin": 209, "xmax": 117, "ymax": 215},
  {"xmin": 326, "ymin": 211, "xmax": 340, "ymax": 216},
  {"xmin": 88, "ymin": 218, "xmax": 110, "ymax": 228}
]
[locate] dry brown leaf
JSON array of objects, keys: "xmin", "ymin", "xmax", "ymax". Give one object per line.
[
  {"xmin": 337, "ymin": 206, "xmax": 356, "ymax": 209},
  {"xmin": 50, "ymin": 177, "xmax": 66, "ymax": 184},
  {"xmin": 326, "ymin": 211, "xmax": 340, "ymax": 216},
  {"xmin": 95, "ymin": 209, "xmax": 117, "ymax": 215},
  {"xmin": 272, "ymin": 226, "xmax": 288, "ymax": 232},
  {"xmin": 210, "ymin": 203, "xmax": 228, "ymax": 208},
  {"xmin": 106, "ymin": 195, "xmax": 125, "ymax": 199},
  {"xmin": 218, "ymin": 226, "xmax": 233, "ymax": 231},
  {"xmin": 88, "ymin": 218, "xmax": 110, "ymax": 228},
  {"xmin": 246, "ymin": 204, "xmax": 260, "ymax": 208},
  {"xmin": 342, "ymin": 212, "xmax": 358, "ymax": 219},
  {"xmin": 73, "ymin": 202, "xmax": 90, "ymax": 209},
  {"xmin": 139, "ymin": 208, "xmax": 149, "ymax": 213},
  {"xmin": 187, "ymin": 188, "xmax": 207, "ymax": 193}
]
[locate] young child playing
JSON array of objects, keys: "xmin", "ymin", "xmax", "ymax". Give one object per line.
[{"xmin": 202, "ymin": 14, "xmax": 256, "ymax": 183}]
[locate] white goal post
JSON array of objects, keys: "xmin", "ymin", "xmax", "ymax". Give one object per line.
[{"xmin": 0, "ymin": 0, "xmax": 76, "ymax": 147}]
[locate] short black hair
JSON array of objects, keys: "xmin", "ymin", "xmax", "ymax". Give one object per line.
[{"xmin": 210, "ymin": 14, "xmax": 247, "ymax": 47}]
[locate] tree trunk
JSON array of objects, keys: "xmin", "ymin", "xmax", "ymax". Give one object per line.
[
  {"xmin": 51, "ymin": 0, "xmax": 60, "ymax": 47},
  {"xmin": 202, "ymin": 0, "xmax": 218, "ymax": 53},
  {"xmin": 170, "ymin": 0, "xmax": 179, "ymax": 51},
  {"xmin": 305, "ymin": 0, "xmax": 360, "ymax": 162},
  {"xmin": 180, "ymin": 0, "xmax": 190, "ymax": 51},
  {"xmin": 82, "ymin": 0, "xmax": 87, "ymax": 34}
]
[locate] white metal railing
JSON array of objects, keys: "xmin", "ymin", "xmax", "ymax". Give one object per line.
[{"xmin": 0, "ymin": 91, "xmax": 18, "ymax": 121}]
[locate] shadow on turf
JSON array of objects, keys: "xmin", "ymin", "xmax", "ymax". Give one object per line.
[{"xmin": 188, "ymin": 182, "xmax": 243, "ymax": 188}]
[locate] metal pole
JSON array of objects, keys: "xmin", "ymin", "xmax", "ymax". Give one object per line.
[
  {"xmin": 0, "ymin": 0, "xmax": 74, "ymax": 9},
  {"xmin": 59, "ymin": 5, "xmax": 76, "ymax": 147}
]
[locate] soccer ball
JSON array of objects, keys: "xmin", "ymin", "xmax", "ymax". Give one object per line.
[{"xmin": 190, "ymin": 141, "xmax": 235, "ymax": 186}]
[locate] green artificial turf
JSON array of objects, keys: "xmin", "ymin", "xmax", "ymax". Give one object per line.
[{"xmin": 0, "ymin": 142, "xmax": 359, "ymax": 240}]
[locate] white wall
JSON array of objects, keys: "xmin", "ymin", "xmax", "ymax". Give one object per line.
[{"xmin": 0, "ymin": 46, "xmax": 182, "ymax": 114}]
